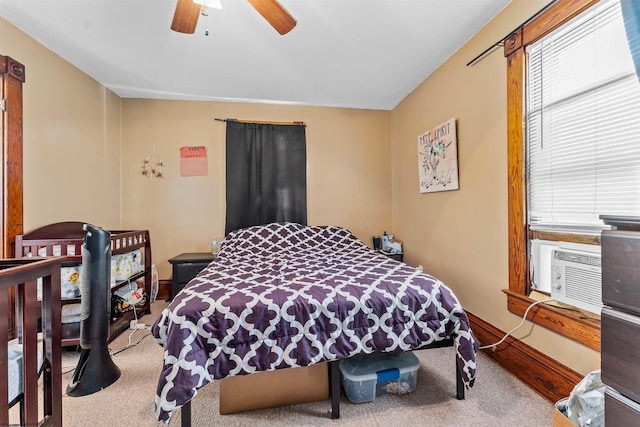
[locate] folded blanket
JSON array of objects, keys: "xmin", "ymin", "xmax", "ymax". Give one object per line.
[
  {"xmin": 7, "ymin": 335, "xmax": 43, "ymax": 405},
  {"xmin": 61, "ymin": 303, "xmax": 82, "ymax": 324}
]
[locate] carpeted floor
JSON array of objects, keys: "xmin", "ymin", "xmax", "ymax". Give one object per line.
[{"xmin": 12, "ymin": 300, "xmax": 554, "ymax": 426}]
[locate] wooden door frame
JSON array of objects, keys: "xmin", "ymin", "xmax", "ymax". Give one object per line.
[{"xmin": 1, "ymin": 53, "xmax": 26, "ymax": 339}]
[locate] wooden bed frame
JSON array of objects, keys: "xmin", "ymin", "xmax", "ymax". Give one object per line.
[
  {"xmin": 179, "ymin": 339, "xmax": 465, "ymax": 427},
  {"xmin": 0, "ymin": 257, "xmax": 63, "ymax": 426}
]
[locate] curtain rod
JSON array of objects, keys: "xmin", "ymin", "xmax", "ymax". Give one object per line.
[
  {"xmin": 466, "ymin": 0, "xmax": 558, "ymax": 67},
  {"xmin": 215, "ymin": 118, "xmax": 305, "ymax": 126}
]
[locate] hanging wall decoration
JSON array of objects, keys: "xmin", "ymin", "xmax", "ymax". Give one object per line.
[
  {"xmin": 142, "ymin": 144, "xmax": 164, "ymax": 178},
  {"xmin": 180, "ymin": 146, "xmax": 208, "ymax": 176},
  {"xmin": 417, "ymin": 117, "xmax": 459, "ymax": 193}
]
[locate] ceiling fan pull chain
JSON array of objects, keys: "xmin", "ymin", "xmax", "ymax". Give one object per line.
[
  {"xmin": 200, "ymin": 4, "xmax": 210, "ymax": 36},
  {"xmin": 171, "ymin": 0, "xmax": 295, "ymax": 36}
]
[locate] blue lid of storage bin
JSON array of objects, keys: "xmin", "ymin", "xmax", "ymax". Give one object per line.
[{"xmin": 339, "ymin": 351, "xmax": 419, "ymax": 382}]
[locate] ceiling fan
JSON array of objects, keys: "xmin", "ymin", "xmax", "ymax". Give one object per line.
[{"xmin": 171, "ymin": 0, "xmax": 297, "ymax": 35}]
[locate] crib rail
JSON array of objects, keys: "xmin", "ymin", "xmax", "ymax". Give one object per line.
[{"xmin": 0, "ymin": 257, "xmax": 62, "ymax": 426}]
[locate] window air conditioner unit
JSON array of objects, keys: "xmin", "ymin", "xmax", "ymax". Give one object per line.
[{"xmin": 550, "ymin": 247, "xmax": 602, "ymax": 314}]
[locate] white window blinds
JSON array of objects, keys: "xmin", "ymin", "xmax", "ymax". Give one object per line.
[{"xmin": 526, "ymin": 0, "xmax": 640, "ymax": 230}]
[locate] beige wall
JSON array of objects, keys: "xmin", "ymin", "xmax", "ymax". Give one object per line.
[
  {"xmin": 0, "ymin": 18, "xmax": 391, "ymax": 279},
  {"xmin": 121, "ymin": 100, "xmax": 391, "ymax": 277},
  {"xmin": 390, "ymin": 0, "xmax": 600, "ymax": 376},
  {"xmin": 1, "ymin": 19, "xmax": 392, "ymax": 280},
  {"xmin": 0, "ymin": 17, "xmax": 122, "ymax": 231}
]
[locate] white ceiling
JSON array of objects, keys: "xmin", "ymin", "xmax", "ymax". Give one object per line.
[{"xmin": 0, "ymin": 0, "xmax": 511, "ymax": 110}]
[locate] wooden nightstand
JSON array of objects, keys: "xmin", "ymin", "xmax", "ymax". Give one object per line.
[{"xmin": 168, "ymin": 252, "xmax": 216, "ymax": 298}]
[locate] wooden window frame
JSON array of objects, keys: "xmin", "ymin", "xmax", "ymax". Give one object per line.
[{"xmin": 505, "ymin": 0, "xmax": 602, "ymax": 352}]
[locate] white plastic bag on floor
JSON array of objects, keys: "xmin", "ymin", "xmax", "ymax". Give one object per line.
[{"xmin": 566, "ymin": 369, "xmax": 605, "ymax": 427}]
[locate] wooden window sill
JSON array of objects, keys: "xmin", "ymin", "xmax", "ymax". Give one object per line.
[{"xmin": 503, "ymin": 289, "xmax": 600, "ymax": 351}]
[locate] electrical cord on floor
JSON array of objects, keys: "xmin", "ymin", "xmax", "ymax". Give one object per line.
[
  {"xmin": 478, "ymin": 298, "xmax": 555, "ymax": 351},
  {"xmin": 62, "ymin": 364, "xmax": 77, "ymax": 375},
  {"xmin": 62, "ymin": 320, "xmax": 152, "ymax": 379},
  {"xmin": 110, "ymin": 330, "xmax": 152, "ymax": 356},
  {"xmin": 110, "ymin": 307, "xmax": 152, "ymax": 356}
]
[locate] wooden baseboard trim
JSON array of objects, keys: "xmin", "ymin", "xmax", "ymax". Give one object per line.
[
  {"xmin": 466, "ymin": 310, "xmax": 585, "ymax": 403},
  {"xmin": 157, "ymin": 279, "xmax": 172, "ymax": 302}
]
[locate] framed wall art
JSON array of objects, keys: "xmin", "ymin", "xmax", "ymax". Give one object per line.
[{"xmin": 417, "ymin": 117, "xmax": 459, "ymax": 193}]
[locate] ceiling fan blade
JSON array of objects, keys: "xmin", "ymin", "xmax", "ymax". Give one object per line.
[
  {"xmin": 171, "ymin": 0, "xmax": 201, "ymax": 34},
  {"xmin": 246, "ymin": 0, "xmax": 297, "ymax": 35}
]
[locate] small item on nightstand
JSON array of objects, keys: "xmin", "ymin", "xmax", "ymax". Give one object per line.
[
  {"xmin": 382, "ymin": 231, "xmax": 389, "ymax": 251},
  {"xmin": 211, "ymin": 237, "xmax": 220, "ymax": 255},
  {"xmin": 388, "ymin": 241, "xmax": 403, "ymax": 254},
  {"xmin": 373, "ymin": 236, "xmax": 381, "ymax": 250}
]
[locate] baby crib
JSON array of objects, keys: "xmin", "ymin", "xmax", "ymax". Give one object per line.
[{"xmin": 1, "ymin": 257, "xmax": 62, "ymax": 426}]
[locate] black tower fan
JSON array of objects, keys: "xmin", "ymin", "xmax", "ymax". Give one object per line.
[{"xmin": 67, "ymin": 223, "xmax": 121, "ymax": 396}]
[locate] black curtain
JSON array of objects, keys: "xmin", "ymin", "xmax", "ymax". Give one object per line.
[{"xmin": 225, "ymin": 121, "xmax": 307, "ymax": 235}]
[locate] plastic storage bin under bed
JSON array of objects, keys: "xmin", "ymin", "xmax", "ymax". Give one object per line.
[{"xmin": 339, "ymin": 351, "xmax": 420, "ymax": 403}]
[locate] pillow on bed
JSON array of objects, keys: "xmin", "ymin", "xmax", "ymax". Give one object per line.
[
  {"xmin": 223, "ymin": 222, "xmax": 306, "ymax": 250},
  {"xmin": 220, "ymin": 222, "xmax": 368, "ymax": 259}
]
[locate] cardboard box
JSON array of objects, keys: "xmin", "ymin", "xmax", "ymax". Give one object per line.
[
  {"xmin": 553, "ymin": 399, "xmax": 577, "ymax": 427},
  {"xmin": 219, "ymin": 363, "xmax": 328, "ymax": 414}
]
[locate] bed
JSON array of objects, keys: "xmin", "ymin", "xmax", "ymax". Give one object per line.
[{"xmin": 152, "ymin": 222, "xmax": 478, "ymax": 424}]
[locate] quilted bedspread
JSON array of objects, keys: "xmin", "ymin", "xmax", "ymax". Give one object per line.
[{"xmin": 152, "ymin": 223, "xmax": 478, "ymax": 422}]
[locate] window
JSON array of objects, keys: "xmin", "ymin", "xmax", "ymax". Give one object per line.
[
  {"xmin": 526, "ymin": 0, "xmax": 640, "ymax": 231},
  {"xmin": 505, "ymin": 0, "xmax": 640, "ymax": 349}
]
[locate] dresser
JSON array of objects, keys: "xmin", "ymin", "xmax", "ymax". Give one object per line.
[
  {"xmin": 168, "ymin": 252, "xmax": 217, "ymax": 298},
  {"xmin": 600, "ymin": 216, "xmax": 640, "ymax": 425}
]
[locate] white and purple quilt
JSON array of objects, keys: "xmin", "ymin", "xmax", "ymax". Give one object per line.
[{"xmin": 152, "ymin": 222, "xmax": 478, "ymax": 422}]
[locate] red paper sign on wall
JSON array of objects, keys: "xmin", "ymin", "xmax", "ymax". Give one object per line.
[{"xmin": 180, "ymin": 146, "xmax": 208, "ymax": 177}]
